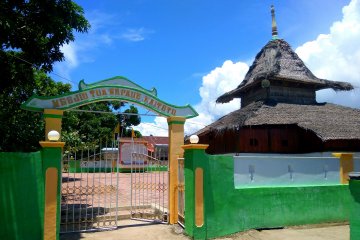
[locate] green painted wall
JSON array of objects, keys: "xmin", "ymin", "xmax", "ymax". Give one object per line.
[
  {"xmin": 0, "ymin": 152, "xmax": 44, "ymax": 240},
  {"xmin": 205, "ymin": 154, "xmax": 351, "ymax": 239},
  {"xmin": 184, "ymin": 150, "xmax": 352, "ymax": 239},
  {"xmin": 349, "ymin": 179, "xmax": 360, "ymax": 240}
]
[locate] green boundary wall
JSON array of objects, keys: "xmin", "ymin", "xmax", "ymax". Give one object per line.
[
  {"xmin": 349, "ymin": 178, "xmax": 360, "ymax": 239},
  {"xmin": 184, "ymin": 149, "xmax": 352, "ymax": 239},
  {"xmin": 0, "ymin": 152, "xmax": 44, "ymax": 240}
]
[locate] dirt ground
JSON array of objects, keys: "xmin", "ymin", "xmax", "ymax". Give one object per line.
[{"xmin": 60, "ymin": 220, "xmax": 350, "ymax": 240}]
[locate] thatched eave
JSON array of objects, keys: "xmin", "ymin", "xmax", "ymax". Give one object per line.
[{"xmin": 194, "ymin": 101, "xmax": 360, "ymax": 141}]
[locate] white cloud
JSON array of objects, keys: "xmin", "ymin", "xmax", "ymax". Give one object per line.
[
  {"xmin": 184, "ymin": 60, "xmax": 249, "ymax": 135},
  {"xmin": 133, "ymin": 117, "xmax": 168, "ymax": 136},
  {"xmin": 61, "ymin": 43, "xmax": 78, "ymax": 68},
  {"xmin": 133, "ymin": 60, "xmax": 249, "ymax": 136},
  {"xmin": 52, "ymin": 43, "xmax": 78, "ymax": 82},
  {"xmin": 296, "ymin": 0, "xmax": 360, "ymax": 108},
  {"xmin": 120, "ymin": 28, "xmax": 152, "ymax": 42}
]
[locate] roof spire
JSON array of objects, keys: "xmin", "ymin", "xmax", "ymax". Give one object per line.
[{"xmin": 271, "ymin": 5, "xmax": 279, "ymax": 40}]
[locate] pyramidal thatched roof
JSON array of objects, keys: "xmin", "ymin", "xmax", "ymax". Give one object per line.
[{"xmin": 217, "ymin": 39, "xmax": 354, "ymax": 103}]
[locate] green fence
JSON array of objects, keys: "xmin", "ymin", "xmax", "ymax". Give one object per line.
[
  {"xmin": 0, "ymin": 152, "xmax": 44, "ymax": 240},
  {"xmin": 183, "ymin": 147, "xmax": 352, "ymax": 239}
]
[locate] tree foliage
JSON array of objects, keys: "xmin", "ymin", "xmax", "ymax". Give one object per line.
[
  {"xmin": 61, "ymin": 103, "xmax": 144, "ymax": 153},
  {"xmin": 123, "ymin": 105, "xmax": 141, "ymax": 128},
  {"xmin": 0, "ymin": 0, "xmax": 90, "ymax": 91},
  {"xmin": 0, "ymin": 71, "xmax": 72, "ymax": 151},
  {"xmin": 62, "ymin": 103, "xmax": 118, "ymax": 149},
  {"xmin": 0, "ymin": 1, "xmax": 144, "ymax": 152},
  {"xmin": 117, "ymin": 105, "xmax": 142, "ymax": 138},
  {"xmin": 0, "ymin": 0, "xmax": 89, "ymax": 152}
]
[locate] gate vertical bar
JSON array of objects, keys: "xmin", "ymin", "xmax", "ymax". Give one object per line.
[
  {"xmin": 115, "ymin": 139, "xmax": 120, "ymax": 227},
  {"xmin": 72, "ymin": 147, "xmax": 76, "ymax": 232}
]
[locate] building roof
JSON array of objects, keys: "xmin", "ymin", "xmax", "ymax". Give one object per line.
[
  {"xmin": 194, "ymin": 101, "xmax": 360, "ymax": 141},
  {"xmin": 216, "ymin": 39, "xmax": 354, "ymax": 104},
  {"xmin": 142, "ymin": 136, "xmax": 169, "ymax": 146},
  {"xmin": 119, "ymin": 138, "xmax": 148, "ymax": 144}
]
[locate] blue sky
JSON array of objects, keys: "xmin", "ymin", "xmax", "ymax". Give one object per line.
[{"xmin": 51, "ymin": 0, "xmax": 360, "ymax": 136}]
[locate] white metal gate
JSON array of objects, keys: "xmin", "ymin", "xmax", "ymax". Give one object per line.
[
  {"xmin": 128, "ymin": 139, "xmax": 168, "ymax": 222},
  {"xmin": 60, "ymin": 137, "xmax": 169, "ymax": 233},
  {"xmin": 60, "ymin": 140, "xmax": 120, "ymax": 232}
]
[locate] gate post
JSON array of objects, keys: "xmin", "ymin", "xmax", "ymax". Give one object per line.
[
  {"xmin": 182, "ymin": 143, "xmax": 209, "ymax": 239},
  {"xmin": 43, "ymin": 109, "xmax": 64, "ymax": 141},
  {"xmin": 167, "ymin": 116, "xmax": 186, "ymax": 224},
  {"xmin": 40, "ymin": 138, "xmax": 65, "ymax": 240}
]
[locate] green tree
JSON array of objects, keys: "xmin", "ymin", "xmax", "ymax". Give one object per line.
[
  {"xmin": 0, "ymin": 0, "xmax": 89, "ymax": 151},
  {"xmin": 62, "ymin": 103, "xmax": 119, "ymax": 147},
  {"xmin": 0, "ymin": 0, "xmax": 89, "ymax": 91},
  {"xmin": 61, "ymin": 103, "xmax": 143, "ymax": 154},
  {"xmin": 123, "ymin": 105, "xmax": 141, "ymax": 128},
  {"xmin": 118, "ymin": 105, "xmax": 142, "ymax": 138},
  {"xmin": 0, "ymin": 71, "xmax": 72, "ymax": 151}
]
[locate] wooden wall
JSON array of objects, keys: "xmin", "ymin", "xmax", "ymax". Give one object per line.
[{"xmin": 199, "ymin": 124, "xmax": 359, "ymax": 154}]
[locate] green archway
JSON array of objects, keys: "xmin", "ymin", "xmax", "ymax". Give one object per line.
[
  {"xmin": 22, "ymin": 76, "xmax": 198, "ymax": 118},
  {"xmin": 22, "ymin": 76, "xmax": 198, "ymax": 227}
]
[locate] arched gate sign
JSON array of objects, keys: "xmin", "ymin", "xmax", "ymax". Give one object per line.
[
  {"xmin": 22, "ymin": 76, "xmax": 198, "ymax": 118},
  {"xmin": 22, "ymin": 76, "xmax": 198, "ymax": 236}
]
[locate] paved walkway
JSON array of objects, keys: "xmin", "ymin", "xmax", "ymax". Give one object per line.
[
  {"xmin": 60, "ymin": 220, "xmax": 349, "ymax": 240},
  {"xmin": 62, "ymin": 172, "xmax": 168, "ymax": 210}
]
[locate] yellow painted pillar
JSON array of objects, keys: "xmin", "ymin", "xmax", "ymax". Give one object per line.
[
  {"xmin": 195, "ymin": 167, "xmax": 204, "ymax": 227},
  {"xmin": 167, "ymin": 116, "xmax": 186, "ymax": 224},
  {"xmin": 40, "ymin": 141, "xmax": 65, "ymax": 240},
  {"xmin": 43, "ymin": 109, "xmax": 64, "ymax": 141},
  {"xmin": 333, "ymin": 153, "xmax": 354, "ymax": 184}
]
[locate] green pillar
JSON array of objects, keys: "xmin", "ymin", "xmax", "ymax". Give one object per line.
[
  {"xmin": 349, "ymin": 172, "xmax": 360, "ymax": 240},
  {"xmin": 182, "ymin": 144, "xmax": 209, "ymax": 240},
  {"xmin": 40, "ymin": 141, "xmax": 65, "ymax": 240}
]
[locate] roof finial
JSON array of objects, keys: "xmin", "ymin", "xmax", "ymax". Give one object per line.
[{"xmin": 271, "ymin": 5, "xmax": 279, "ymax": 40}]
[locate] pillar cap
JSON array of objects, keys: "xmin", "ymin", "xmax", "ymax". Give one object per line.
[
  {"xmin": 182, "ymin": 144, "xmax": 209, "ymax": 150},
  {"xmin": 43, "ymin": 109, "xmax": 64, "ymax": 116},
  {"xmin": 349, "ymin": 172, "xmax": 360, "ymax": 180},
  {"xmin": 332, "ymin": 153, "xmax": 354, "ymax": 158},
  {"xmin": 167, "ymin": 116, "xmax": 186, "ymax": 125},
  {"xmin": 40, "ymin": 141, "xmax": 65, "ymax": 148}
]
